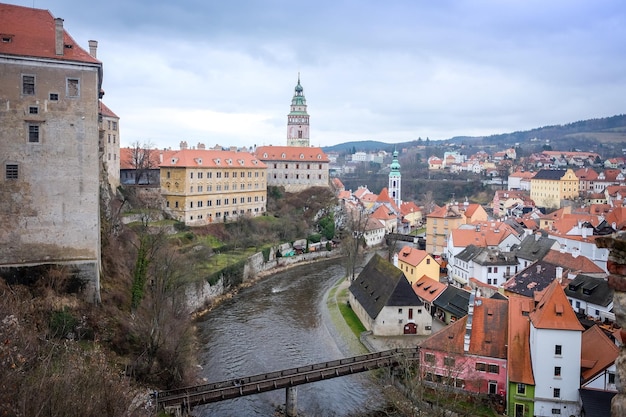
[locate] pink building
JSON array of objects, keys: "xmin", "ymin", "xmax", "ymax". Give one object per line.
[{"xmin": 420, "ymin": 295, "xmax": 508, "ymax": 406}]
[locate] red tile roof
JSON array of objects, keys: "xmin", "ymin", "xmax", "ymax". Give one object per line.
[
  {"xmin": 371, "ymin": 204, "xmax": 397, "ymax": 221},
  {"xmin": 398, "ymin": 246, "xmax": 432, "ymax": 267},
  {"xmin": 412, "ymin": 275, "xmax": 446, "ymax": 303},
  {"xmin": 400, "ymin": 201, "xmax": 421, "ymax": 217},
  {"xmin": 542, "ymin": 250, "xmax": 605, "ymax": 274},
  {"xmin": 0, "ymin": 3, "xmax": 99, "ymax": 64},
  {"xmin": 469, "ymin": 297, "xmax": 508, "ymax": 359},
  {"xmin": 161, "ymin": 149, "xmax": 266, "ymax": 169},
  {"xmin": 529, "ymin": 280, "xmax": 584, "ymax": 331},
  {"xmin": 255, "ymin": 146, "xmax": 329, "ymax": 162},
  {"xmin": 99, "ymin": 101, "xmax": 119, "ymax": 119},
  {"xmin": 581, "ymin": 325, "xmax": 619, "ymax": 383},
  {"xmin": 507, "ymin": 295, "xmax": 535, "ymax": 385},
  {"xmin": 119, "ymin": 147, "xmax": 163, "ymax": 170}
]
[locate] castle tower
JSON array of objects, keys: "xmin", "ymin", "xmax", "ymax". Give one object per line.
[
  {"xmin": 389, "ymin": 149, "xmax": 402, "ymax": 208},
  {"xmin": 286, "ymin": 74, "xmax": 310, "ymax": 147}
]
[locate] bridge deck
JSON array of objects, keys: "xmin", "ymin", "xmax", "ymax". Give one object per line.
[{"xmin": 157, "ymin": 347, "xmax": 420, "ymax": 410}]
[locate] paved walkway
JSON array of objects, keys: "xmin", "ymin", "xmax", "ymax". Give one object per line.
[{"xmin": 328, "ymin": 276, "xmax": 445, "ymax": 353}]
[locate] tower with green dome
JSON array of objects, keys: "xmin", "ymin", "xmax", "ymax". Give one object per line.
[
  {"xmin": 286, "ymin": 73, "xmax": 310, "ymax": 147},
  {"xmin": 389, "ymin": 149, "xmax": 402, "ymax": 208}
]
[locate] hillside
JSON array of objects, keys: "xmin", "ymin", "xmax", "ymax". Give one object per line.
[{"xmin": 323, "ymin": 114, "xmax": 626, "ymax": 156}]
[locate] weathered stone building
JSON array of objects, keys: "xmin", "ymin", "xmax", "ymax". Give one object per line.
[
  {"xmin": 99, "ymin": 101, "xmax": 120, "ymax": 189},
  {"xmin": 0, "ymin": 4, "xmax": 102, "ymax": 301}
]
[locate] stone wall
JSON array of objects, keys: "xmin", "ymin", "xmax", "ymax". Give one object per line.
[{"xmin": 596, "ymin": 232, "xmax": 626, "ymax": 416}]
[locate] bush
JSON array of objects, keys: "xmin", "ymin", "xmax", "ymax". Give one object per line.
[
  {"xmin": 308, "ymin": 233, "xmax": 322, "ymax": 243},
  {"xmin": 49, "ymin": 308, "xmax": 78, "ymax": 339}
]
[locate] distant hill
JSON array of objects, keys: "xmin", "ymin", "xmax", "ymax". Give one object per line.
[{"xmin": 323, "ymin": 114, "xmax": 626, "ymax": 156}]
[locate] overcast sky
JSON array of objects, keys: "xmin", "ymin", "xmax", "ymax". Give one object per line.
[{"xmin": 7, "ymin": 0, "xmax": 626, "ymax": 150}]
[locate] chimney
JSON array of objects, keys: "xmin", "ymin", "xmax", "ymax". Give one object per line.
[
  {"xmin": 464, "ymin": 290, "xmax": 476, "ymax": 352},
  {"xmin": 179, "ymin": 141, "xmax": 188, "ymax": 150},
  {"xmin": 55, "ymin": 18, "xmax": 64, "ymax": 56},
  {"xmin": 556, "ymin": 266, "xmax": 563, "ymax": 283},
  {"xmin": 88, "ymin": 40, "xmax": 98, "ymax": 58}
]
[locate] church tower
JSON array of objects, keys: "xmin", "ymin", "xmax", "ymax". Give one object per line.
[
  {"xmin": 389, "ymin": 149, "xmax": 402, "ymax": 208},
  {"xmin": 286, "ymin": 74, "xmax": 310, "ymax": 147}
]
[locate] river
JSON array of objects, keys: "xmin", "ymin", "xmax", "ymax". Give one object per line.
[{"xmin": 195, "ymin": 257, "xmax": 385, "ymax": 416}]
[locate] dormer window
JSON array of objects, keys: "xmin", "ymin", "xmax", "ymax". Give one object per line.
[
  {"xmin": 317, "ymin": 154, "xmax": 322, "ymax": 159},
  {"xmin": 171, "ymin": 158, "xmax": 178, "ymax": 164},
  {"xmin": 227, "ymin": 159, "xmax": 232, "ymax": 165},
  {"xmin": 196, "ymin": 158, "xmax": 203, "ymax": 165},
  {"xmin": 300, "ymin": 154, "xmax": 305, "ymax": 159},
  {"xmin": 215, "ymin": 158, "xmax": 221, "ymax": 165},
  {"xmin": 281, "ymin": 153, "xmax": 286, "ymax": 159},
  {"xmin": 1, "ymin": 34, "xmax": 13, "ymax": 43},
  {"xmin": 263, "ymin": 153, "xmax": 268, "ymax": 158}
]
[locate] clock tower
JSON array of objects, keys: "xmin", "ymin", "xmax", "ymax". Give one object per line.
[
  {"xmin": 389, "ymin": 149, "xmax": 402, "ymax": 208},
  {"xmin": 286, "ymin": 74, "xmax": 310, "ymax": 147}
]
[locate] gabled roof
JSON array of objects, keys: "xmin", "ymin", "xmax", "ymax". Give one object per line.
[
  {"xmin": 575, "ymin": 168, "xmax": 599, "ymax": 181},
  {"xmin": 349, "ymin": 254, "xmax": 423, "ymax": 320},
  {"xmin": 99, "ymin": 101, "xmax": 119, "ymax": 119},
  {"xmin": 419, "ymin": 315, "xmax": 467, "ymax": 354},
  {"xmin": 451, "ymin": 224, "xmax": 516, "ymax": 248},
  {"xmin": 397, "ymin": 245, "xmax": 432, "ymax": 267},
  {"xmin": 581, "ymin": 325, "xmax": 619, "ymax": 383},
  {"xmin": 255, "ymin": 146, "xmax": 329, "ymax": 162},
  {"xmin": 433, "ymin": 286, "xmax": 471, "ymax": 319},
  {"xmin": 529, "ymin": 280, "xmax": 584, "ymax": 331},
  {"xmin": 353, "ymin": 186, "xmax": 372, "ymax": 199},
  {"xmin": 0, "ymin": 3, "xmax": 100, "ymax": 64},
  {"xmin": 604, "ymin": 206, "xmax": 626, "ymax": 230},
  {"xmin": 565, "ymin": 274, "xmax": 613, "ymax": 308},
  {"xmin": 412, "ymin": 275, "xmax": 446, "ymax": 303},
  {"xmin": 363, "ymin": 217, "xmax": 385, "ymax": 232},
  {"xmin": 371, "ymin": 204, "xmax": 397, "ymax": 221},
  {"xmin": 513, "ymin": 233, "xmax": 558, "ymax": 262},
  {"xmin": 507, "ymin": 295, "xmax": 535, "ymax": 385}
]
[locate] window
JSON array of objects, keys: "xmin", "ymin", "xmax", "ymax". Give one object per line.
[
  {"xmin": 424, "ymin": 353, "xmax": 435, "ymax": 363},
  {"xmin": 515, "ymin": 404, "xmax": 524, "ymax": 417},
  {"xmin": 5, "ymin": 164, "xmax": 18, "ymax": 180},
  {"xmin": 29, "ymin": 106, "xmax": 38, "ymax": 114},
  {"xmin": 488, "ymin": 364, "xmax": 499, "ymax": 374},
  {"xmin": 398, "ymin": 308, "xmax": 403, "ymax": 314},
  {"xmin": 517, "ymin": 383, "xmax": 526, "ymax": 395},
  {"xmin": 426, "ymin": 258, "xmax": 430, "ymax": 264},
  {"xmin": 22, "ymin": 75, "xmax": 35, "ymax": 95},
  {"xmin": 28, "ymin": 124, "xmax": 40, "ymax": 143},
  {"xmin": 49, "ymin": 93, "xmax": 59, "ymax": 101},
  {"xmin": 112, "ymin": 121, "xmax": 117, "ymax": 131},
  {"xmin": 475, "ymin": 363, "xmax": 486, "ymax": 372},
  {"xmin": 554, "ymin": 366, "xmax": 561, "ymax": 377},
  {"xmin": 443, "ymin": 356, "xmax": 455, "ymax": 367},
  {"xmin": 553, "ymin": 388, "xmax": 560, "ymax": 398},
  {"xmin": 66, "ymin": 78, "xmax": 80, "ymax": 97},
  {"xmin": 555, "ymin": 345, "xmax": 562, "ymax": 356},
  {"xmin": 551, "ymin": 409, "xmax": 561, "ymax": 415},
  {"xmin": 609, "ymin": 373, "xmax": 616, "ymax": 384}
]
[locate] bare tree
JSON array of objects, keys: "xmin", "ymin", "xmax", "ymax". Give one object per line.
[
  {"xmin": 341, "ymin": 203, "xmax": 369, "ymax": 281},
  {"xmin": 128, "ymin": 140, "xmax": 156, "ymax": 185}
]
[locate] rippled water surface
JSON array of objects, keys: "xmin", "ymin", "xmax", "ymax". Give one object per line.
[{"xmin": 196, "ymin": 258, "xmax": 383, "ymax": 416}]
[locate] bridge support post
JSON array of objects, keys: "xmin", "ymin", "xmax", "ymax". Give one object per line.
[{"xmin": 285, "ymin": 386, "xmax": 298, "ymax": 417}]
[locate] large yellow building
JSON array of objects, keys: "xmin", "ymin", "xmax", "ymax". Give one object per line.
[
  {"xmin": 530, "ymin": 168, "xmax": 579, "ymax": 209},
  {"xmin": 396, "ymin": 245, "xmax": 440, "ymax": 285},
  {"xmin": 160, "ymin": 149, "xmax": 267, "ymax": 225},
  {"xmin": 425, "ymin": 202, "xmax": 488, "ymax": 254}
]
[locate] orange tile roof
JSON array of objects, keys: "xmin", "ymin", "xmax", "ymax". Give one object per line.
[
  {"xmin": 451, "ymin": 224, "xmax": 516, "ymax": 247},
  {"xmin": 509, "ymin": 171, "xmax": 536, "ymax": 179},
  {"xmin": 507, "ymin": 295, "xmax": 535, "ymax": 384},
  {"xmin": 398, "ymin": 245, "xmax": 432, "ymax": 267},
  {"xmin": 542, "ymin": 250, "xmax": 605, "ymax": 274},
  {"xmin": 420, "ymin": 297, "xmax": 508, "ymax": 359},
  {"xmin": 529, "ymin": 280, "xmax": 584, "ymax": 331},
  {"xmin": 364, "ymin": 217, "xmax": 385, "ymax": 232},
  {"xmin": 158, "ymin": 148, "xmax": 266, "ymax": 169},
  {"xmin": 575, "ymin": 168, "xmax": 599, "ymax": 181},
  {"xmin": 337, "ymin": 190, "xmax": 351, "ymax": 200},
  {"xmin": 332, "ymin": 177, "xmax": 344, "ymax": 190},
  {"xmin": 99, "ymin": 101, "xmax": 119, "ymax": 119},
  {"xmin": 0, "ymin": 3, "xmax": 100, "ymax": 64},
  {"xmin": 412, "ymin": 275, "xmax": 446, "ymax": 303},
  {"xmin": 581, "ymin": 325, "xmax": 619, "ymax": 383},
  {"xmin": 400, "ymin": 201, "xmax": 421, "ymax": 217},
  {"xmin": 255, "ymin": 146, "xmax": 329, "ymax": 162},
  {"xmin": 469, "ymin": 297, "xmax": 508, "ymax": 359},
  {"xmin": 371, "ymin": 204, "xmax": 397, "ymax": 221},
  {"xmin": 353, "ymin": 187, "xmax": 372, "ymax": 199},
  {"xmin": 604, "ymin": 207, "xmax": 626, "ymax": 230}
]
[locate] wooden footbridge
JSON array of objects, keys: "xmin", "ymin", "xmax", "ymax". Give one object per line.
[{"xmin": 156, "ymin": 347, "xmax": 420, "ymax": 416}]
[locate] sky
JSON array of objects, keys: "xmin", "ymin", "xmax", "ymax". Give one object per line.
[{"xmin": 6, "ymin": 0, "xmax": 626, "ymax": 150}]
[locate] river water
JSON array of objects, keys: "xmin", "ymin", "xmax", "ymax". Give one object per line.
[{"xmin": 195, "ymin": 257, "xmax": 384, "ymax": 416}]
